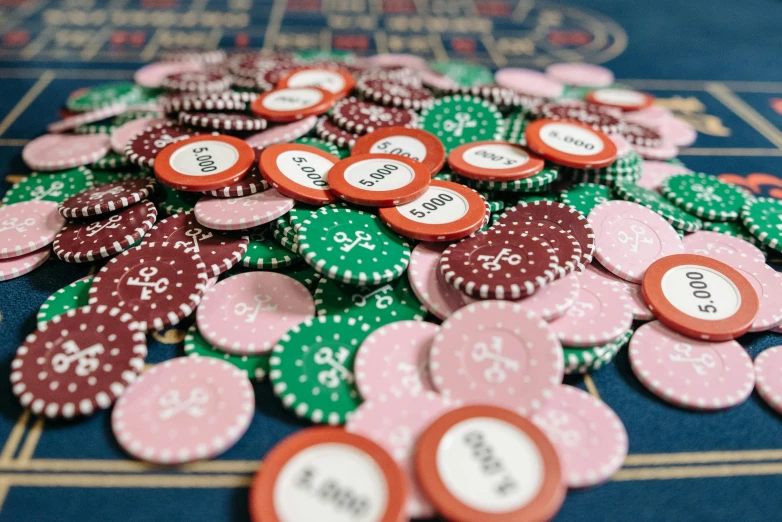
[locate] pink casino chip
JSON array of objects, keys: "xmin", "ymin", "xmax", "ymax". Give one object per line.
[
  {"xmin": 0, "ymin": 201, "xmax": 65, "ymax": 259},
  {"xmin": 532, "ymin": 385, "xmax": 628, "ymax": 488},
  {"xmin": 633, "ymin": 141, "xmax": 679, "ymax": 161},
  {"xmin": 22, "ymin": 134, "xmax": 110, "ymax": 171},
  {"xmin": 243, "ymin": 116, "xmax": 318, "ymax": 149},
  {"xmin": 346, "ymin": 391, "xmax": 453, "ymax": 519},
  {"xmin": 407, "ymin": 242, "xmax": 468, "ymax": 320},
  {"xmin": 0, "ymin": 247, "xmax": 50, "ymax": 281},
  {"xmin": 134, "ymin": 60, "xmax": 204, "ymax": 88},
  {"xmin": 545, "ymin": 63, "xmax": 615, "ymax": 87},
  {"xmin": 683, "ymin": 230, "xmax": 765, "ymax": 262},
  {"xmin": 609, "ymin": 133, "xmax": 632, "ymax": 157},
  {"xmin": 494, "ymin": 68, "xmax": 565, "ymax": 98},
  {"xmin": 354, "ymin": 321, "xmax": 438, "ymax": 401},
  {"xmin": 48, "ymin": 103, "xmax": 128, "ymax": 133},
  {"xmin": 636, "ymin": 161, "xmax": 693, "ymax": 192},
  {"xmin": 657, "ymin": 117, "xmax": 698, "ymax": 147},
  {"xmin": 629, "ymin": 321, "xmax": 755, "ymax": 410},
  {"xmin": 428, "ymin": 300, "xmax": 563, "ymax": 416},
  {"xmin": 196, "ymin": 272, "xmax": 315, "ymax": 355},
  {"xmin": 587, "ymin": 264, "xmax": 654, "ymax": 321},
  {"xmin": 589, "ymin": 200, "xmax": 683, "ymax": 283},
  {"xmin": 547, "ymin": 270, "xmax": 633, "ymax": 347},
  {"xmin": 110, "ymin": 117, "xmax": 163, "ymax": 155},
  {"xmin": 194, "ymin": 189, "xmax": 294, "ymax": 231},
  {"xmin": 754, "ymin": 347, "xmax": 782, "ymax": 415},
  {"xmin": 112, "ymin": 357, "xmax": 254, "ymax": 464},
  {"xmin": 518, "ymin": 271, "xmax": 580, "ymax": 322},
  {"xmin": 624, "ymin": 105, "xmax": 674, "ymax": 126}
]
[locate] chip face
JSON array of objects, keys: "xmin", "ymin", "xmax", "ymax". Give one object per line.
[
  {"xmin": 327, "ymin": 153, "xmax": 431, "ymax": 207},
  {"xmin": 259, "ymin": 143, "xmax": 337, "ymax": 205},
  {"xmin": 525, "ymin": 119, "xmax": 617, "ymax": 169}
]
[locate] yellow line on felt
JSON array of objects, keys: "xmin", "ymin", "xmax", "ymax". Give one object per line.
[
  {"xmin": 680, "ymin": 148, "xmax": 782, "ymax": 156},
  {"xmin": 480, "ymin": 34, "xmax": 507, "ymax": 68},
  {"xmin": 624, "ymin": 449, "xmax": 782, "ymax": 466},
  {"xmin": 263, "ymin": 0, "xmax": 288, "ymax": 52},
  {"xmin": 427, "ymin": 33, "xmax": 448, "ymax": 62},
  {"xmin": 706, "ymin": 82, "xmax": 782, "ymax": 149},
  {"xmin": 0, "ymin": 70, "xmax": 55, "ymax": 138},
  {"xmin": 582, "ymin": 374, "xmax": 601, "ymax": 400},
  {"xmin": 16, "ymin": 417, "xmax": 44, "ymax": 462},
  {"xmin": 0, "ymin": 478, "xmax": 10, "ymax": 513},
  {"xmin": 374, "ymin": 31, "xmax": 388, "ymax": 55},
  {"xmin": 614, "ymin": 462, "xmax": 782, "ymax": 481},
  {"xmin": 0, "ymin": 139, "xmax": 30, "ymax": 147},
  {"xmin": 0, "ymin": 458, "xmax": 261, "ymax": 473},
  {"xmin": 0, "ymin": 411, "xmax": 30, "ymax": 463},
  {"xmin": 0, "ymin": 473, "xmax": 253, "ymax": 488}
]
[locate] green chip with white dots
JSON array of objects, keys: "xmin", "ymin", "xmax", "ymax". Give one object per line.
[
  {"xmin": 560, "ymin": 183, "xmax": 613, "ymax": 217},
  {"xmin": 74, "ymin": 124, "xmax": 117, "ymax": 135},
  {"xmin": 432, "ymin": 171, "xmax": 455, "ymax": 182},
  {"xmin": 242, "ymin": 225, "xmax": 302, "ymax": 269},
  {"xmin": 91, "ymin": 152, "xmax": 132, "ymax": 170},
  {"xmin": 270, "ymin": 315, "xmax": 370, "ymax": 425},
  {"xmin": 660, "ymin": 172, "xmax": 749, "ymax": 221},
  {"xmin": 614, "ymin": 181, "xmax": 703, "ymax": 232},
  {"xmin": 740, "ymin": 197, "xmax": 782, "ymax": 252},
  {"xmin": 335, "ymin": 146, "xmax": 351, "ymax": 159},
  {"xmin": 278, "ymin": 264, "xmax": 322, "ymax": 293},
  {"xmin": 419, "ymin": 95, "xmax": 504, "ymax": 152},
  {"xmin": 293, "ymin": 136, "xmax": 340, "ymax": 157},
  {"xmin": 2, "ymin": 167, "xmax": 94, "ymax": 205},
  {"xmin": 313, "ymin": 276, "xmax": 426, "ymax": 327},
  {"xmin": 563, "ymin": 329, "xmax": 632, "ymax": 375},
  {"xmin": 157, "ymin": 184, "xmax": 200, "ymax": 215},
  {"xmin": 429, "ymin": 61, "xmax": 494, "ymax": 87},
  {"xmin": 184, "ymin": 325, "xmax": 269, "ymax": 381},
  {"xmin": 297, "ymin": 207, "xmax": 411, "ymax": 286},
  {"xmin": 458, "ymin": 166, "xmax": 558, "ymax": 193},
  {"xmin": 272, "ymin": 228, "xmax": 300, "ymax": 254},
  {"xmin": 66, "ymin": 82, "xmax": 143, "ymax": 112},
  {"xmin": 91, "ymin": 168, "xmax": 146, "ymax": 186},
  {"xmin": 702, "ymin": 219, "xmax": 765, "ymax": 249},
  {"xmin": 36, "ymin": 277, "xmax": 94, "ymax": 324}
]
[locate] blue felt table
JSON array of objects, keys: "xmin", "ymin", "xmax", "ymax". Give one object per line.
[{"xmin": 0, "ymin": 0, "xmax": 781, "ymax": 520}]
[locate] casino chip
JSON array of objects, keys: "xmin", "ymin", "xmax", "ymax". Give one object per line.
[
  {"xmin": 58, "ymin": 178, "xmax": 156, "ymax": 218},
  {"xmin": 660, "ymin": 172, "xmax": 749, "ymax": 221},
  {"xmin": 447, "ymin": 141, "xmax": 545, "ymax": 182},
  {"xmin": 297, "ymin": 206, "xmax": 411, "ymax": 286},
  {"xmin": 242, "ymin": 225, "xmax": 301, "ymax": 269},
  {"xmin": 525, "ymin": 119, "xmax": 617, "ymax": 169},
  {"xmin": 88, "ymin": 242, "xmax": 208, "ymax": 331},
  {"xmin": 546, "ymin": 62, "xmax": 614, "ymax": 87},
  {"xmin": 683, "ymin": 230, "xmax": 766, "ymax": 262},
  {"xmin": 2, "ymin": 167, "xmax": 94, "ymax": 205},
  {"xmin": 539, "ymin": 101, "xmax": 624, "ymax": 135},
  {"xmin": 112, "ymin": 357, "xmax": 254, "ymax": 464},
  {"xmin": 204, "ymin": 159, "xmax": 269, "ymax": 198},
  {"xmin": 356, "ymin": 78, "xmax": 434, "ymax": 110},
  {"xmin": 587, "ymin": 264, "xmax": 654, "ymax": 321},
  {"xmin": 134, "ymin": 60, "xmax": 204, "ymax": 88},
  {"xmin": 351, "ymin": 127, "xmax": 446, "ymax": 176},
  {"xmin": 585, "ymin": 88, "xmax": 655, "ymax": 111},
  {"xmin": 741, "ymin": 197, "xmax": 782, "ymax": 252},
  {"xmin": 560, "ymin": 182, "xmax": 612, "ymax": 217},
  {"xmin": 125, "ymin": 121, "xmax": 215, "ymax": 168},
  {"xmin": 415, "ymin": 405, "xmax": 565, "ymax": 522},
  {"xmin": 418, "ymin": 95, "xmax": 503, "ymax": 152},
  {"xmin": 0, "ymin": 248, "xmax": 50, "ymax": 282},
  {"xmin": 110, "ymin": 117, "xmax": 163, "ymax": 155},
  {"xmin": 23, "ymin": 134, "xmax": 110, "ymax": 171},
  {"xmin": 458, "ymin": 165, "xmax": 558, "ymax": 193},
  {"xmin": 48, "ymin": 104, "xmax": 128, "ymax": 134},
  {"xmin": 519, "ymin": 271, "xmax": 580, "ymax": 321},
  {"xmin": 196, "ymin": 272, "xmax": 315, "ymax": 355},
  {"xmin": 0, "ymin": 201, "xmax": 65, "ymax": 259},
  {"xmin": 327, "ymin": 153, "xmax": 430, "ymax": 206},
  {"xmin": 194, "ymin": 189, "xmax": 294, "ymax": 231},
  {"xmin": 754, "ymin": 347, "xmax": 782, "ymax": 415},
  {"xmin": 178, "ymin": 111, "xmax": 268, "ymax": 132},
  {"xmin": 277, "ymin": 67, "xmax": 355, "ymax": 98},
  {"xmin": 11, "ymin": 306, "xmax": 146, "ymax": 419},
  {"xmin": 495, "ymin": 68, "xmax": 565, "ymax": 98},
  {"xmin": 161, "ymin": 70, "xmax": 231, "ymax": 93},
  {"xmin": 702, "ymin": 219, "xmax": 764, "ymax": 248},
  {"xmin": 622, "ymin": 122, "xmax": 664, "ymax": 147},
  {"xmin": 547, "ymin": 270, "xmax": 633, "ymax": 347},
  {"xmin": 270, "ymin": 315, "xmax": 371, "ymax": 424},
  {"xmin": 563, "ymin": 330, "xmax": 632, "ymax": 375},
  {"xmin": 36, "ymin": 277, "xmax": 94, "ymax": 324},
  {"xmin": 144, "ymin": 211, "xmax": 248, "ymax": 276},
  {"xmin": 331, "ymin": 97, "xmax": 418, "ymax": 134},
  {"xmin": 157, "ymin": 184, "xmax": 200, "ymax": 215},
  {"xmin": 258, "ymin": 143, "xmax": 337, "ymax": 205},
  {"xmin": 532, "ymin": 385, "xmax": 628, "ymax": 488},
  {"xmin": 313, "ymin": 276, "xmax": 426, "ymax": 327},
  {"xmin": 407, "ymin": 242, "xmax": 468, "ymax": 320},
  {"xmin": 53, "ymin": 200, "xmax": 157, "ymax": 263},
  {"xmin": 642, "ymin": 253, "xmax": 759, "ymax": 341},
  {"xmin": 429, "ymin": 300, "xmax": 563, "ymax": 415},
  {"xmin": 249, "ymin": 427, "xmax": 407, "ymax": 522},
  {"xmin": 250, "ymin": 87, "xmax": 336, "ymax": 123},
  {"xmin": 629, "ymin": 321, "xmax": 755, "ymax": 410}
]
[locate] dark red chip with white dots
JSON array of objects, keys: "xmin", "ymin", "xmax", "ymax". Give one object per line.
[
  {"xmin": 88, "ymin": 241, "xmax": 209, "ymax": 331},
  {"xmin": 125, "ymin": 121, "xmax": 216, "ymax": 168},
  {"xmin": 161, "ymin": 70, "xmax": 232, "ymax": 93},
  {"xmin": 203, "ymin": 150, "xmax": 269, "ymax": 198},
  {"xmin": 58, "ymin": 178, "xmax": 157, "ymax": 218},
  {"xmin": 315, "ymin": 116, "xmax": 359, "ymax": 148},
  {"xmin": 178, "ymin": 111, "xmax": 268, "ymax": 132},
  {"xmin": 330, "ymin": 97, "xmax": 418, "ymax": 134},
  {"xmin": 355, "ymin": 79, "xmax": 434, "ymax": 110},
  {"xmin": 622, "ymin": 122, "xmax": 664, "ymax": 147},
  {"xmin": 143, "ymin": 210, "xmax": 249, "ymax": 276}
]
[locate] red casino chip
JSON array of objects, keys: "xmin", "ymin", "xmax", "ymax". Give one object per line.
[
  {"xmin": 352, "ymin": 127, "xmax": 446, "ymax": 176},
  {"xmin": 525, "ymin": 118, "xmax": 617, "ymax": 169},
  {"xmin": 327, "ymin": 153, "xmax": 431, "ymax": 207},
  {"xmin": 258, "ymin": 143, "xmax": 337, "ymax": 205},
  {"xmin": 378, "ymin": 180, "xmax": 486, "ymax": 241},
  {"xmin": 276, "ymin": 67, "xmax": 355, "ymax": 99},
  {"xmin": 250, "ymin": 87, "xmax": 337, "ymax": 123},
  {"xmin": 154, "ymin": 134, "xmax": 255, "ymax": 192},
  {"xmin": 642, "ymin": 254, "xmax": 759, "ymax": 341},
  {"xmin": 586, "ymin": 88, "xmax": 656, "ymax": 112},
  {"xmin": 447, "ymin": 141, "xmax": 545, "ymax": 182}
]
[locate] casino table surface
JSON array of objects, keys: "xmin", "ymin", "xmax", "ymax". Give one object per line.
[{"xmin": 0, "ymin": 0, "xmax": 781, "ymax": 520}]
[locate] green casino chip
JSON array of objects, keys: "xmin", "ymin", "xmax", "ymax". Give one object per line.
[
  {"xmin": 91, "ymin": 152, "xmax": 132, "ymax": 170},
  {"xmin": 288, "ymin": 201, "xmax": 349, "ymax": 231},
  {"xmin": 91, "ymin": 168, "xmax": 146, "ymax": 186},
  {"xmin": 563, "ymin": 330, "xmax": 632, "ymax": 375},
  {"xmin": 313, "ymin": 276, "xmax": 426, "ymax": 327},
  {"xmin": 741, "ymin": 197, "xmax": 782, "ymax": 252},
  {"xmin": 660, "ymin": 172, "xmax": 749, "ymax": 221},
  {"xmin": 702, "ymin": 219, "xmax": 764, "ymax": 248},
  {"xmin": 614, "ymin": 181, "xmax": 703, "ymax": 232},
  {"xmin": 242, "ymin": 225, "xmax": 302, "ymax": 269},
  {"xmin": 36, "ymin": 277, "xmax": 94, "ymax": 324},
  {"xmin": 419, "ymin": 95, "xmax": 504, "ymax": 152},
  {"xmin": 335, "ymin": 146, "xmax": 351, "ymax": 159},
  {"xmin": 184, "ymin": 325, "xmax": 269, "ymax": 381},
  {"xmin": 564, "ymin": 150, "xmax": 643, "ymax": 184},
  {"xmin": 74, "ymin": 124, "xmax": 117, "ymax": 135},
  {"xmin": 432, "ymin": 172, "xmax": 455, "ymax": 182},
  {"xmin": 293, "ymin": 136, "xmax": 340, "ymax": 157},
  {"xmin": 511, "ymin": 194, "xmax": 559, "ymax": 205},
  {"xmin": 278, "ymin": 264, "xmax": 322, "ymax": 293},
  {"xmin": 66, "ymin": 82, "xmax": 142, "ymax": 112},
  {"xmin": 296, "ymin": 49, "xmax": 355, "ymax": 63},
  {"xmin": 297, "ymin": 207, "xmax": 411, "ymax": 286},
  {"xmin": 272, "ymin": 228, "xmax": 300, "ymax": 254},
  {"xmin": 560, "ymin": 183, "xmax": 613, "ymax": 217},
  {"xmin": 459, "ymin": 166, "xmax": 558, "ymax": 193},
  {"xmin": 270, "ymin": 315, "xmax": 370, "ymax": 425},
  {"xmin": 274, "ymin": 216, "xmax": 297, "ymax": 243},
  {"xmin": 157, "ymin": 184, "xmax": 200, "ymax": 215},
  {"xmin": 503, "ymin": 109, "xmax": 528, "ymax": 146},
  {"xmin": 430, "ymin": 61, "xmax": 494, "ymax": 87},
  {"xmin": 112, "ymin": 110, "xmax": 163, "ymax": 125},
  {"xmin": 2, "ymin": 167, "xmax": 94, "ymax": 205}
]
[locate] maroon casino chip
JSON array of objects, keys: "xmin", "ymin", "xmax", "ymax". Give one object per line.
[
  {"xmin": 161, "ymin": 95, "xmax": 248, "ymax": 114},
  {"xmin": 330, "ymin": 97, "xmax": 418, "ymax": 134},
  {"xmin": 178, "ymin": 111, "xmax": 268, "ymax": 132},
  {"xmin": 315, "ymin": 116, "xmax": 359, "ymax": 148},
  {"xmin": 125, "ymin": 121, "xmax": 216, "ymax": 168},
  {"xmin": 10, "ymin": 306, "xmax": 147, "ymax": 419},
  {"xmin": 355, "ymin": 79, "xmax": 434, "ymax": 110},
  {"xmin": 540, "ymin": 102, "xmax": 625, "ymax": 135},
  {"xmin": 439, "ymin": 227, "xmax": 560, "ymax": 300},
  {"xmin": 159, "ymin": 49, "xmax": 226, "ymax": 64},
  {"xmin": 58, "ymin": 178, "xmax": 158, "ymax": 218},
  {"xmin": 500, "ymin": 222, "xmax": 582, "ymax": 278},
  {"xmin": 622, "ymin": 122, "xmax": 664, "ymax": 147},
  {"xmin": 144, "ymin": 211, "xmax": 249, "ymax": 276},
  {"xmin": 204, "ymin": 150, "xmax": 269, "ymax": 197},
  {"xmin": 88, "ymin": 241, "xmax": 209, "ymax": 331},
  {"xmin": 53, "ymin": 200, "xmax": 158, "ymax": 263},
  {"xmin": 161, "ymin": 70, "xmax": 232, "ymax": 93},
  {"xmin": 497, "ymin": 200, "xmax": 596, "ymax": 269}
]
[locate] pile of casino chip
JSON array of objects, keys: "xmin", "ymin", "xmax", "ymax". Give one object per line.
[{"xmin": 3, "ymin": 50, "xmax": 782, "ymax": 521}]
